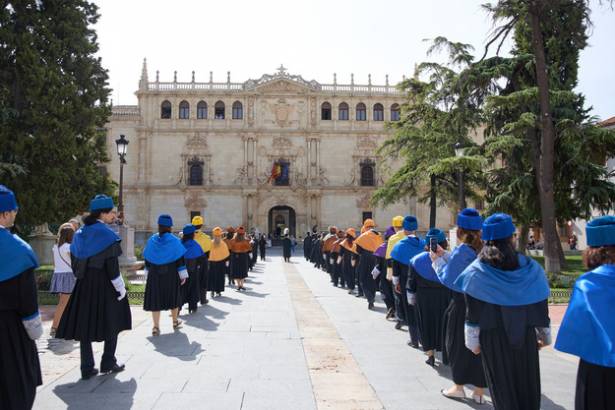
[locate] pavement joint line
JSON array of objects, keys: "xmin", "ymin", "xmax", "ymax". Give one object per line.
[{"xmin": 283, "ymin": 259, "xmax": 384, "ymax": 410}]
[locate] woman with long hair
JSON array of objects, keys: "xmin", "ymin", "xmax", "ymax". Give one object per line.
[
  {"xmin": 431, "ymin": 208, "xmax": 486, "ymax": 403},
  {"xmin": 555, "ymin": 216, "xmax": 615, "ymax": 410},
  {"xmin": 229, "ymin": 226, "xmax": 251, "ymax": 290},
  {"xmin": 408, "ymin": 228, "xmax": 452, "ymax": 367},
  {"xmin": 454, "ymin": 213, "xmax": 551, "ymax": 410},
  {"xmin": 57, "ymin": 194, "xmax": 132, "ymax": 380},
  {"xmin": 143, "ymin": 214, "xmax": 187, "ymax": 336},
  {"xmin": 49, "ymin": 223, "xmax": 76, "ymax": 337},
  {"xmin": 208, "ymin": 227, "xmax": 230, "ymax": 298},
  {"xmin": 180, "ymin": 224, "xmax": 205, "ymax": 314}
]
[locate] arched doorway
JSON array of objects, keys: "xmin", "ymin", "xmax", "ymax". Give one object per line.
[{"xmin": 268, "ymin": 206, "xmax": 296, "ymax": 239}]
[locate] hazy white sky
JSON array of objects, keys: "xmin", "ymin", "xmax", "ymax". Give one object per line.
[{"xmin": 94, "ymin": 0, "xmax": 614, "ymax": 119}]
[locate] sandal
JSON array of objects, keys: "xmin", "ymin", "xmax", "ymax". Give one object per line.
[
  {"xmin": 472, "ymin": 394, "xmax": 485, "ymax": 404},
  {"xmin": 441, "ymin": 388, "xmax": 466, "ymax": 401},
  {"xmin": 152, "ymin": 327, "xmax": 160, "ymax": 336},
  {"xmin": 173, "ymin": 319, "xmax": 182, "ymax": 330},
  {"xmin": 50, "ymin": 327, "xmax": 57, "ymax": 338}
]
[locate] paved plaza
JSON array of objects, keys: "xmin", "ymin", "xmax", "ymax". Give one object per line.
[{"xmin": 34, "ymin": 250, "xmax": 577, "ymax": 409}]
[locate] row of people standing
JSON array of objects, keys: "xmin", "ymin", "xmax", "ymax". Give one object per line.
[{"xmin": 304, "ymin": 209, "xmax": 615, "ymax": 410}]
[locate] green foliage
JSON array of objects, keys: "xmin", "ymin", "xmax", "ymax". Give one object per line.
[
  {"xmin": 374, "ymin": 39, "xmax": 486, "ymax": 221},
  {"xmin": 0, "ymin": 1, "xmax": 114, "ymax": 228}
]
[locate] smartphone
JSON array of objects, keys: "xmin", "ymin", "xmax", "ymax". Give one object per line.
[{"xmin": 429, "ymin": 237, "xmax": 438, "ymax": 253}]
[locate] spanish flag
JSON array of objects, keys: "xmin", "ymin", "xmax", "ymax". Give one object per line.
[{"xmin": 268, "ymin": 162, "xmax": 282, "ymax": 183}]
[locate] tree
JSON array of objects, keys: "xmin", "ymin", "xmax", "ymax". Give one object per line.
[
  {"xmin": 373, "ymin": 39, "xmax": 486, "ymax": 227},
  {"xmin": 479, "ymin": 0, "xmax": 614, "ymax": 273},
  {"xmin": 0, "ymin": 1, "xmax": 114, "ymax": 229}
]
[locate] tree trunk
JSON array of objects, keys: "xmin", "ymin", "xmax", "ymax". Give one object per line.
[
  {"xmin": 518, "ymin": 224, "xmax": 530, "ymax": 255},
  {"xmin": 429, "ymin": 174, "xmax": 437, "ymax": 228},
  {"xmin": 528, "ymin": 5, "xmax": 561, "ymax": 274}
]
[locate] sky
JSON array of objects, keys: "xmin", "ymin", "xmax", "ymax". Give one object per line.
[{"xmin": 94, "ymin": 0, "xmax": 614, "ymax": 120}]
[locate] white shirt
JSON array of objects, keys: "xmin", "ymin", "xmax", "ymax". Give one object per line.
[{"xmin": 52, "ymin": 243, "xmax": 72, "ymax": 273}]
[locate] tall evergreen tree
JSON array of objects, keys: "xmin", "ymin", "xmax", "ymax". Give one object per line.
[{"xmin": 0, "ymin": 0, "xmax": 113, "ymax": 228}]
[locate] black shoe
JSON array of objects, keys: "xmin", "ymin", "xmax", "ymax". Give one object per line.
[
  {"xmin": 81, "ymin": 368, "xmax": 99, "ymax": 380},
  {"xmin": 348, "ymin": 290, "xmax": 353, "ymax": 294},
  {"xmin": 101, "ymin": 363, "xmax": 125, "ymax": 374},
  {"xmin": 356, "ymin": 293, "xmax": 364, "ymax": 298},
  {"xmin": 407, "ymin": 341, "xmax": 420, "ymax": 349},
  {"xmin": 385, "ymin": 308, "xmax": 395, "ymax": 319},
  {"xmin": 394, "ymin": 322, "xmax": 403, "ymax": 330},
  {"xmin": 368, "ymin": 302, "xmax": 375, "ymax": 310},
  {"xmin": 425, "ymin": 355, "xmax": 435, "ymax": 367}
]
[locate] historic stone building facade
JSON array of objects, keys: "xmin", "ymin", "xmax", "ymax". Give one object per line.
[{"xmin": 105, "ymin": 61, "xmax": 455, "ymax": 242}]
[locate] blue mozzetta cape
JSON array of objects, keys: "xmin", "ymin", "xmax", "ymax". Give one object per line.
[
  {"xmin": 410, "ymin": 251, "xmax": 440, "ymax": 283},
  {"xmin": 144, "ymin": 233, "xmax": 186, "ymax": 265},
  {"xmin": 555, "ymin": 264, "xmax": 615, "ymax": 367},
  {"xmin": 0, "ymin": 229, "xmax": 39, "ymax": 282},
  {"xmin": 390, "ymin": 236, "xmax": 425, "ymax": 265},
  {"xmin": 183, "ymin": 239, "xmax": 204, "ymax": 260},
  {"xmin": 453, "ymin": 255, "xmax": 550, "ymax": 306},
  {"xmin": 437, "ymin": 244, "xmax": 477, "ymax": 292},
  {"xmin": 71, "ymin": 222, "xmax": 121, "ymax": 259}
]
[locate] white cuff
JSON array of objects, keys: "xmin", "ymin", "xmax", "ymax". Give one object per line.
[
  {"xmin": 22, "ymin": 313, "xmax": 43, "ymax": 340},
  {"xmin": 536, "ymin": 326, "xmax": 552, "ymax": 346},
  {"xmin": 178, "ymin": 267, "xmax": 189, "ymax": 280},
  {"xmin": 465, "ymin": 323, "xmax": 480, "ymax": 351},
  {"xmin": 407, "ymin": 291, "xmax": 416, "ymax": 305},
  {"xmin": 111, "ymin": 275, "xmax": 126, "ymax": 292},
  {"xmin": 392, "ymin": 276, "xmax": 400, "ymax": 286},
  {"xmin": 431, "ymin": 254, "xmax": 450, "ymax": 275}
]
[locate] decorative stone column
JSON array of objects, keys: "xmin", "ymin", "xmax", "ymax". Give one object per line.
[{"xmin": 28, "ymin": 224, "xmax": 56, "ymax": 266}]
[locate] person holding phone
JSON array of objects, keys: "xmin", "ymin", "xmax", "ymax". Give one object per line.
[{"xmin": 407, "ymin": 228, "xmax": 452, "ymax": 367}]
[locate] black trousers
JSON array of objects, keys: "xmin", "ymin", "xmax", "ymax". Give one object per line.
[{"xmin": 80, "ymin": 336, "xmax": 118, "ymax": 372}]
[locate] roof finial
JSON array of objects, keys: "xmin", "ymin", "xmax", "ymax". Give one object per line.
[
  {"xmin": 351, "ymin": 73, "xmax": 354, "ymax": 85},
  {"xmin": 277, "ymin": 64, "xmax": 288, "ymax": 75},
  {"xmin": 385, "ymin": 74, "xmax": 389, "ymax": 86},
  {"xmin": 139, "ymin": 58, "xmax": 148, "ymax": 90},
  {"xmin": 191, "ymin": 70, "xmax": 195, "ymax": 83},
  {"xmin": 333, "ymin": 73, "xmax": 337, "ymax": 85},
  {"xmin": 368, "ymin": 74, "xmax": 372, "ymax": 86},
  {"xmin": 173, "ymin": 70, "xmax": 177, "ymax": 83}
]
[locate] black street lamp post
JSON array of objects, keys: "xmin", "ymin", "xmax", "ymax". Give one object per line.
[
  {"xmin": 115, "ymin": 134, "xmax": 129, "ymax": 224},
  {"xmin": 454, "ymin": 142, "xmax": 466, "ymax": 211}
]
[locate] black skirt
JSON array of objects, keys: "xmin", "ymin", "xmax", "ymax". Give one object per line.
[
  {"xmin": 443, "ymin": 294, "xmax": 486, "ymax": 387},
  {"xmin": 231, "ymin": 253, "xmax": 249, "ymax": 279},
  {"xmin": 57, "ymin": 251, "xmax": 132, "ymax": 342},
  {"xmin": 0, "ymin": 311, "xmax": 42, "ymax": 410},
  {"xmin": 480, "ymin": 325, "xmax": 542, "ymax": 410},
  {"xmin": 144, "ymin": 263, "xmax": 182, "ymax": 311},
  {"xmin": 575, "ymin": 359, "xmax": 615, "ymax": 410},
  {"xmin": 415, "ymin": 285, "xmax": 451, "ymax": 352},
  {"xmin": 208, "ymin": 260, "xmax": 227, "ymax": 292}
]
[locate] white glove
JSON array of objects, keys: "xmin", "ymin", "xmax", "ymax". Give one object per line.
[
  {"xmin": 336, "ymin": 256, "xmax": 343, "ymax": 265},
  {"xmin": 22, "ymin": 313, "xmax": 43, "ymax": 340},
  {"xmin": 225, "ymin": 261, "xmax": 230, "ymax": 267},
  {"xmin": 465, "ymin": 323, "xmax": 481, "ymax": 353},
  {"xmin": 111, "ymin": 275, "xmax": 127, "ymax": 301},
  {"xmin": 178, "ymin": 266, "xmax": 189, "ymax": 280},
  {"xmin": 351, "ymin": 260, "xmax": 356, "ymax": 267},
  {"xmin": 392, "ymin": 276, "xmax": 400, "ymax": 286},
  {"xmin": 371, "ymin": 266, "xmax": 381, "ymax": 280},
  {"xmin": 536, "ymin": 327, "xmax": 552, "ymax": 346},
  {"xmin": 407, "ymin": 291, "xmax": 416, "ymax": 305}
]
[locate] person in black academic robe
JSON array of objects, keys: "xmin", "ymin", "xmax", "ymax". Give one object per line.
[
  {"xmin": 554, "ymin": 216, "xmax": 615, "ymax": 410},
  {"xmin": 431, "ymin": 208, "xmax": 487, "ymax": 403},
  {"xmin": 249, "ymin": 237, "xmax": 257, "ymax": 271},
  {"xmin": 259, "ymin": 234, "xmax": 267, "ymax": 261},
  {"xmin": 229, "ymin": 227, "xmax": 251, "ymax": 290},
  {"xmin": 223, "ymin": 227, "xmax": 235, "ymax": 286},
  {"xmin": 454, "ymin": 213, "xmax": 551, "ymax": 410},
  {"xmin": 354, "ymin": 221, "xmax": 383, "ymax": 310},
  {"xmin": 208, "ymin": 227, "xmax": 231, "ymax": 297},
  {"xmin": 303, "ymin": 232, "xmax": 311, "ymax": 260},
  {"xmin": 330, "ymin": 232, "xmax": 345, "ymax": 287},
  {"xmin": 282, "ymin": 234, "xmax": 292, "ymax": 262},
  {"xmin": 408, "ymin": 230, "xmax": 452, "ymax": 367},
  {"xmin": 143, "ymin": 215, "xmax": 188, "ymax": 336},
  {"xmin": 180, "ymin": 225, "xmax": 205, "ymax": 314},
  {"xmin": 340, "ymin": 229, "xmax": 358, "ymax": 294},
  {"xmin": 0, "ymin": 185, "xmax": 43, "ymax": 410},
  {"xmin": 57, "ymin": 194, "xmax": 132, "ymax": 380}
]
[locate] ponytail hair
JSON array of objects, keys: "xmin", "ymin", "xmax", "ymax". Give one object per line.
[
  {"xmin": 458, "ymin": 228, "xmax": 483, "ymax": 253},
  {"xmin": 479, "ymin": 237, "xmax": 519, "ymax": 270}
]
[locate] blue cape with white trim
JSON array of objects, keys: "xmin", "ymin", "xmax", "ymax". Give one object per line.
[
  {"xmin": 183, "ymin": 239, "xmax": 204, "ymax": 260},
  {"xmin": 453, "ymin": 255, "xmax": 549, "ymax": 306},
  {"xmin": 410, "ymin": 251, "xmax": 440, "ymax": 283},
  {"xmin": 70, "ymin": 222, "xmax": 121, "ymax": 259},
  {"xmin": 0, "ymin": 229, "xmax": 39, "ymax": 282},
  {"xmin": 390, "ymin": 236, "xmax": 424, "ymax": 265},
  {"xmin": 555, "ymin": 264, "xmax": 615, "ymax": 367},
  {"xmin": 437, "ymin": 244, "xmax": 477, "ymax": 292},
  {"xmin": 144, "ymin": 233, "xmax": 186, "ymax": 265}
]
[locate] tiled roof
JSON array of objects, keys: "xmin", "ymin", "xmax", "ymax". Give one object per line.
[{"xmin": 599, "ymin": 116, "xmax": 615, "ymax": 128}]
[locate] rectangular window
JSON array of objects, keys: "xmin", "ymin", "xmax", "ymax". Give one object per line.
[
  {"xmin": 356, "ymin": 109, "xmax": 366, "ymax": 121},
  {"xmin": 362, "ymin": 212, "xmax": 373, "ymax": 222},
  {"xmin": 339, "ymin": 108, "xmax": 349, "ymax": 120},
  {"xmin": 190, "ymin": 211, "xmax": 200, "ymax": 221}
]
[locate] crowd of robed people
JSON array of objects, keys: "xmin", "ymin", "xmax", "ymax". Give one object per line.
[{"xmin": 303, "ymin": 209, "xmax": 615, "ymax": 410}]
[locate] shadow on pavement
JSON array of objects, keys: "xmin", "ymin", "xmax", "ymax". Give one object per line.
[
  {"xmin": 540, "ymin": 394, "xmax": 568, "ymax": 410},
  {"xmin": 46, "ymin": 337, "xmax": 79, "ymax": 355},
  {"xmin": 147, "ymin": 332, "xmax": 204, "ymax": 361},
  {"xmin": 213, "ymin": 295, "xmax": 242, "ymax": 305},
  {"xmin": 53, "ymin": 376, "xmax": 137, "ymax": 410},
  {"xmin": 180, "ymin": 304, "xmax": 229, "ymax": 331}
]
